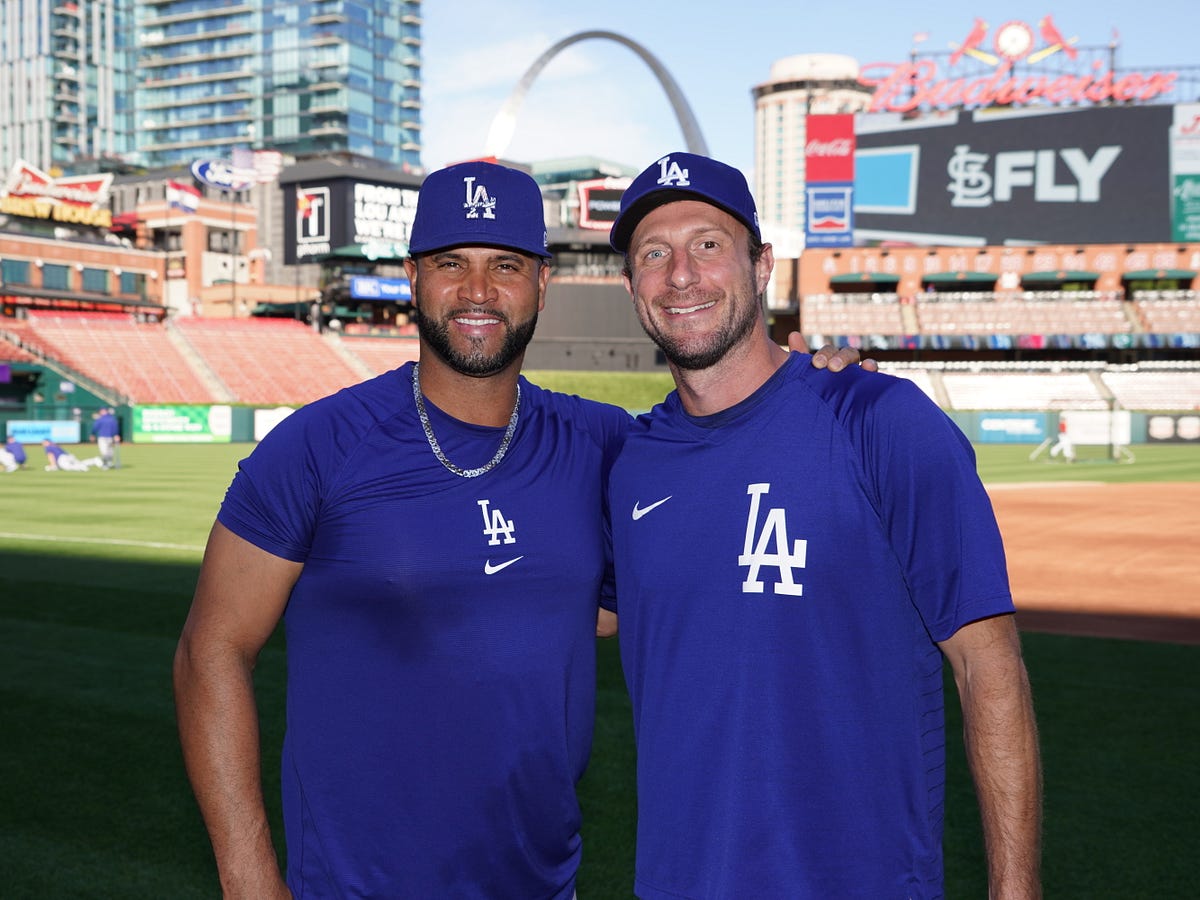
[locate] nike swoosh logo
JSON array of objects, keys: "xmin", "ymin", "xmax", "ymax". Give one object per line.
[
  {"xmin": 484, "ymin": 556, "xmax": 524, "ymax": 575},
  {"xmin": 632, "ymin": 496, "xmax": 672, "ymax": 520}
]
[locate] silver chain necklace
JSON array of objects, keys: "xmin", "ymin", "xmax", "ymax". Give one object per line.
[{"xmin": 411, "ymin": 362, "xmax": 521, "ymax": 478}]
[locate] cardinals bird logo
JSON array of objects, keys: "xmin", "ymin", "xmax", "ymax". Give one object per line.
[{"xmin": 949, "ymin": 18, "xmax": 995, "ymax": 66}]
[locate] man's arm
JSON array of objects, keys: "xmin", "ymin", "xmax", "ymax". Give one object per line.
[
  {"xmin": 174, "ymin": 521, "xmax": 302, "ymax": 899},
  {"xmin": 786, "ymin": 332, "xmax": 879, "ymax": 372},
  {"xmin": 939, "ymin": 614, "xmax": 1042, "ymax": 900}
]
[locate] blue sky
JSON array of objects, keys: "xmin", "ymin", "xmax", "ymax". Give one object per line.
[{"xmin": 420, "ymin": 0, "xmax": 1198, "ymax": 178}]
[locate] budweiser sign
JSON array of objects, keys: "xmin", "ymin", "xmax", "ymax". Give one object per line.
[
  {"xmin": 0, "ymin": 159, "xmax": 113, "ymax": 228},
  {"xmin": 861, "ymin": 59, "xmax": 1177, "ymax": 113},
  {"xmin": 861, "ymin": 16, "xmax": 1178, "ymax": 113}
]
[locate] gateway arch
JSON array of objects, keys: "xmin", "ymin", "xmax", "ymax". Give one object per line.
[{"xmin": 484, "ymin": 30, "xmax": 709, "ymax": 159}]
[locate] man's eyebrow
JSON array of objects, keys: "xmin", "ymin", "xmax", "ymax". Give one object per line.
[
  {"xmin": 633, "ymin": 224, "xmax": 731, "ymax": 248},
  {"xmin": 425, "ymin": 249, "xmax": 531, "ymax": 263}
]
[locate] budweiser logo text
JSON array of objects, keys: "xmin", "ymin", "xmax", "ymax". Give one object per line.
[{"xmin": 860, "ymin": 60, "xmax": 1177, "ymax": 113}]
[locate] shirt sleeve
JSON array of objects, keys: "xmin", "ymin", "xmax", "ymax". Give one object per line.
[
  {"xmin": 217, "ymin": 407, "xmax": 331, "ymax": 563},
  {"xmin": 851, "ymin": 376, "xmax": 1015, "ymax": 642}
]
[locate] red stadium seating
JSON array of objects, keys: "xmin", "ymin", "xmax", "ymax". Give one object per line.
[
  {"xmin": 0, "ymin": 319, "xmax": 40, "ymax": 363},
  {"xmin": 24, "ymin": 312, "xmax": 219, "ymax": 402},
  {"xmin": 173, "ymin": 317, "xmax": 365, "ymax": 405},
  {"xmin": 339, "ymin": 336, "xmax": 420, "ymax": 377}
]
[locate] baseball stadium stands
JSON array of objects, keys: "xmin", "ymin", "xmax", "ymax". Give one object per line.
[
  {"xmin": 939, "ymin": 369, "xmax": 1107, "ymax": 410},
  {"xmin": 339, "ymin": 335, "xmax": 420, "ymax": 377},
  {"xmin": 20, "ymin": 312, "xmax": 218, "ymax": 403},
  {"xmin": 880, "ymin": 360, "xmax": 1200, "ymax": 412},
  {"xmin": 3, "ymin": 289, "xmax": 1197, "ymax": 412},
  {"xmin": 1101, "ymin": 365, "xmax": 1200, "ymax": 411},
  {"xmin": 1132, "ymin": 292, "xmax": 1200, "ymax": 335},
  {"xmin": 0, "ymin": 318, "xmax": 40, "ymax": 364},
  {"xmin": 800, "ymin": 293, "xmax": 907, "ymax": 336},
  {"xmin": 172, "ymin": 317, "xmax": 364, "ymax": 406},
  {"xmin": 914, "ymin": 292, "xmax": 1130, "ymax": 336}
]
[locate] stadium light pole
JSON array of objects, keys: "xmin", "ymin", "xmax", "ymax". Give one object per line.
[{"xmin": 230, "ymin": 188, "xmax": 238, "ymax": 315}]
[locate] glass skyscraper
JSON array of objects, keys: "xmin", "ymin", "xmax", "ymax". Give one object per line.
[
  {"xmin": 0, "ymin": 0, "xmax": 134, "ymax": 171},
  {"xmin": 135, "ymin": 0, "xmax": 422, "ymax": 170}
]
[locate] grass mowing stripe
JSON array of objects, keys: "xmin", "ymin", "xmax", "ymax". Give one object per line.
[{"xmin": 0, "ymin": 531, "xmax": 205, "ymax": 552}]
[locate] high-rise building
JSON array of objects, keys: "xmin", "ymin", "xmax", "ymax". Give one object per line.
[
  {"xmin": 134, "ymin": 0, "xmax": 423, "ymax": 170},
  {"xmin": 752, "ymin": 54, "xmax": 872, "ymax": 236},
  {"xmin": 0, "ymin": 0, "xmax": 135, "ymax": 171}
]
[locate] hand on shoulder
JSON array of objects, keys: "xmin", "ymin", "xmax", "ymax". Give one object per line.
[{"xmin": 786, "ymin": 332, "xmax": 879, "ymax": 373}]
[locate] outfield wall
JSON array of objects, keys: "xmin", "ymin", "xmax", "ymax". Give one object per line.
[{"xmin": 5, "ymin": 405, "xmax": 1197, "ymax": 447}]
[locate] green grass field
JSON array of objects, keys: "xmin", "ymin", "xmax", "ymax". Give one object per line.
[{"xmin": 1, "ymin": 434, "xmax": 1198, "ymax": 897}]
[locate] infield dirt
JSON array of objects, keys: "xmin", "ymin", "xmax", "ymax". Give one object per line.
[{"xmin": 987, "ymin": 482, "xmax": 1200, "ymax": 645}]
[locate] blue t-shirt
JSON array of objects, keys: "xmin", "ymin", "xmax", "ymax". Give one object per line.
[
  {"xmin": 6, "ymin": 441, "xmax": 26, "ymax": 464},
  {"xmin": 609, "ymin": 353, "xmax": 1014, "ymax": 900},
  {"xmin": 91, "ymin": 412, "xmax": 120, "ymax": 438},
  {"xmin": 218, "ymin": 362, "xmax": 630, "ymax": 899}
]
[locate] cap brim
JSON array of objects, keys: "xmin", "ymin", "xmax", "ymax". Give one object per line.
[
  {"xmin": 611, "ymin": 190, "xmax": 755, "ymax": 253},
  {"xmin": 409, "ymin": 232, "xmax": 552, "ymax": 259}
]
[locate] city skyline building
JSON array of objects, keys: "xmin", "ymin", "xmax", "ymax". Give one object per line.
[
  {"xmin": 135, "ymin": 0, "xmax": 423, "ymax": 171},
  {"xmin": 752, "ymin": 53, "xmax": 873, "ymax": 243},
  {"xmin": 1, "ymin": 1, "xmax": 425, "ymax": 175},
  {"xmin": 0, "ymin": 0, "xmax": 135, "ymax": 172}
]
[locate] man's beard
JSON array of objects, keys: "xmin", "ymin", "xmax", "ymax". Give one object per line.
[
  {"xmin": 638, "ymin": 278, "xmax": 762, "ymax": 371},
  {"xmin": 412, "ymin": 302, "xmax": 539, "ymax": 377}
]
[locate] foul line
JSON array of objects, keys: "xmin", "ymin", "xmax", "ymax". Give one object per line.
[
  {"xmin": 986, "ymin": 481, "xmax": 1107, "ymax": 490},
  {"xmin": 0, "ymin": 531, "xmax": 205, "ymax": 553}
]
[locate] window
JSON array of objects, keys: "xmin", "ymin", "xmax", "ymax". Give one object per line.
[
  {"xmin": 81, "ymin": 268, "xmax": 109, "ymax": 292},
  {"xmin": 119, "ymin": 272, "xmax": 145, "ymax": 296},
  {"xmin": 1, "ymin": 259, "xmax": 30, "ymax": 284},
  {"xmin": 207, "ymin": 228, "xmax": 240, "ymax": 253},
  {"xmin": 42, "ymin": 264, "xmax": 70, "ymax": 290}
]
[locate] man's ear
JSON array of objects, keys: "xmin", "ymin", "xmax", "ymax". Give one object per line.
[
  {"xmin": 536, "ymin": 260, "xmax": 551, "ymax": 312},
  {"xmin": 403, "ymin": 258, "xmax": 418, "ymax": 306},
  {"xmin": 756, "ymin": 242, "xmax": 775, "ymax": 296}
]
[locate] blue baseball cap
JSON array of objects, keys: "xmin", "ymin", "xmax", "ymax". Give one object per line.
[
  {"xmin": 610, "ymin": 152, "xmax": 761, "ymax": 253},
  {"xmin": 409, "ymin": 160, "xmax": 551, "ymax": 258}
]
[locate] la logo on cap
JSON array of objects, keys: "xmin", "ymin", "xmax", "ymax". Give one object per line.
[
  {"xmin": 656, "ymin": 156, "xmax": 690, "ymax": 188},
  {"xmin": 463, "ymin": 176, "xmax": 496, "ymax": 220}
]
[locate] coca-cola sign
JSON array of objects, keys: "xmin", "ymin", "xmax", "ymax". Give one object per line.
[
  {"xmin": 805, "ymin": 138, "xmax": 854, "ymax": 157},
  {"xmin": 805, "ymin": 115, "xmax": 856, "ymax": 183}
]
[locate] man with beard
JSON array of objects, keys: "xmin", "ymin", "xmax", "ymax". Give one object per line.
[
  {"xmin": 175, "ymin": 161, "xmax": 634, "ymax": 899},
  {"xmin": 174, "ymin": 160, "xmax": 864, "ymax": 898},
  {"xmin": 607, "ymin": 152, "xmax": 1042, "ymax": 899}
]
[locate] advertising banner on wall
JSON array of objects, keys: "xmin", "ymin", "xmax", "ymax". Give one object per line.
[
  {"xmin": 349, "ymin": 275, "xmax": 411, "ymax": 301},
  {"xmin": 5, "ymin": 419, "xmax": 81, "ymax": 444},
  {"xmin": 0, "ymin": 160, "xmax": 113, "ymax": 229},
  {"xmin": 1146, "ymin": 413, "xmax": 1200, "ymax": 443},
  {"xmin": 976, "ymin": 413, "xmax": 1047, "ymax": 444},
  {"xmin": 133, "ymin": 405, "xmax": 232, "ymax": 443},
  {"xmin": 1170, "ymin": 104, "xmax": 1200, "ymax": 241},
  {"xmin": 854, "ymin": 105, "xmax": 1174, "ymax": 245},
  {"xmin": 284, "ymin": 178, "xmax": 420, "ymax": 264},
  {"xmin": 805, "ymin": 115, "xmax": 855, "ymax": 248},
  {"xmin": 577, "ymin": 178, "xmax": 631, "ymax": 230}
]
